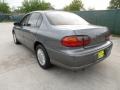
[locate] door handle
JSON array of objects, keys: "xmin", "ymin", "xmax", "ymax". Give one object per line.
[{"xmin": 23, "ymin": 23, "xmax": 31, "ymax": 27}]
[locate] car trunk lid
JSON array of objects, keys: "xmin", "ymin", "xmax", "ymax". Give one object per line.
[{"xmin": 54, "ymin": 25, "xmax": 110, "ymax": 48}]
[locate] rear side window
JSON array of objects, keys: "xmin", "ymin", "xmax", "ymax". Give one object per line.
[
  {"xmin": 36, "ymin": 14, "xmax": 43, "ymax": 27},
  {"xmin": 20, "ymin": 14, "xmax": 31, "ymax": 25},
  {"xmin": 28, "ymin": 13, "xmax": 41, "ymax": 27}
]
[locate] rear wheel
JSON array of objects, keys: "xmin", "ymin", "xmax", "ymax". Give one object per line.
[
  {"xmin": 35, "ymin": 44, "xmax": 52, "ymax": 69},
  {"xmin": 13, "ymin": 32, "xmax": 20, "ymax": 44}
]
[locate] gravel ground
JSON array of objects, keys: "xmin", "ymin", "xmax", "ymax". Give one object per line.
[{"xmin": 0, "ymin": 22, "xmax": 120, "ymax": 90}]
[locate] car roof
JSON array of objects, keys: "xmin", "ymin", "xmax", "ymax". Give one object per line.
[{"xmin": 30, "ymin": 10, "xmax": 69, "ymax": 14}]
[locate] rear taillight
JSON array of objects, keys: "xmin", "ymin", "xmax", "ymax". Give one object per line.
[{"xmin": 61, "ymin": 35, "xmax": 91, "ymax": 47}]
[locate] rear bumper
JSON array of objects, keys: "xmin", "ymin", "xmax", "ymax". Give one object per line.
[{"xmin": 47, "ymin": 41, "xmax": 113, "ymax": 70}]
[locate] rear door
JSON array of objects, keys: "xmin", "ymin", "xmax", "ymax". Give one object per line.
[{"xmin": 22, "ymin": 12, "xmax": 42, "ymax": 49}]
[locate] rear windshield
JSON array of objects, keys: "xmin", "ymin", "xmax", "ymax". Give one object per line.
[{"xmin": 45, "ymin": 12, "xmax": 89, "ymax": 25}]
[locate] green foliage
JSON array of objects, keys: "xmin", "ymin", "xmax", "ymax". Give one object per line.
[
  {"xmin": 108, "ymin": 0, "xmax": 120, "ymax": 9},
  {"xmin": 64, "ymin": 0, "xmax": 84, "ymax": 11},
  {"xmin": 20, "ymin": 0, "xmax": 53, "ymax": 13},
  {"xmin": 0, "ymin": 1, "xmax": 10, "ymax": 13}
]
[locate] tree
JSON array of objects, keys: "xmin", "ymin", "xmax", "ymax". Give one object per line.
[
  {"xmin": 0, "ymin": 1, "xmax": 10, "ymax": 13},
  {"xmin": 20, "ymin": 0, "xmax": 53, "ymax": 13},
  {"xmin": 12, "ymin": 7, "xmax": 22, "ymax": 14},
  {"xmin": 64, "ymin": 0, "xmax": 84, "ymax": 11},
  {"xmin": 108, "ymin": 0, "xmax": 120, "ymax": 9}
]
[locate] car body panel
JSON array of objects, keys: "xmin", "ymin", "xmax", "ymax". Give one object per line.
[
  {"xmin": 13, "ymin": 25, "xmax": 24, "ymax": 43},
  {"xmin": 22, "ymin": 26, "xmax": 38, "ymax": 49}
]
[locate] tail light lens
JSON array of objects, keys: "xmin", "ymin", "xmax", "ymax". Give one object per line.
[{"xmin": 61, "ymin": 35, "xmax": 91, "ymax": 47}]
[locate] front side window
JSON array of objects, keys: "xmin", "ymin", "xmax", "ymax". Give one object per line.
[{"xmin": 46, "ymin": 12, "xmax": 89, "ymax": 25}]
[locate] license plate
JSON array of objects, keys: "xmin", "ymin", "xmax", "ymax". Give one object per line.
[{"xmin": 97, "ymin": 50, "xmax": 105, "ymax": 59}]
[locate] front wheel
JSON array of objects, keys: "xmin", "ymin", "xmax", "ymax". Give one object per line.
[
  {"xmin": 13, "ymin": 32, "xmax": 20, "ymax": 44},
  {"xmin": 36, "ymin": 44, "xmax": 52, "ymax": 69}
]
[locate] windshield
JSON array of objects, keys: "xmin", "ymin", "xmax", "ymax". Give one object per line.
[{"xmin": 46, "ymin": 11, "xmax": 89, "ymax": 25}]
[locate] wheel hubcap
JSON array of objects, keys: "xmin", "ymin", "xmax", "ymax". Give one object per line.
[{"xmin": 37, "ymin": 49, "xmax": 46, "ymax": 66}]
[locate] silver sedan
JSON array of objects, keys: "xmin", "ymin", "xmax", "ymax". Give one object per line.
[{"xmin": 12, "ymin": 11, "xmax": 113, "ymax": 70}]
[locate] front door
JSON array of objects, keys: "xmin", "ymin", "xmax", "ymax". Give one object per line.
[{"xmin": 15, "ymin": 14, "xmax": 31, "ymax": 44}]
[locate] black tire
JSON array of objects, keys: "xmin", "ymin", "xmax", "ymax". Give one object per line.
[
  {"xmin": 35, "ymin": 44, "xmax": 52, "ymax": 69},
  {"xmin": 13, "ymin": 32, "xmax": 20, "ymax": 44}
]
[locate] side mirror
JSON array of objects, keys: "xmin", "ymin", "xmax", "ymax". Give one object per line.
[{"xmin": 14, "ymin": 22, "xmax": 21, "ymax": 26}]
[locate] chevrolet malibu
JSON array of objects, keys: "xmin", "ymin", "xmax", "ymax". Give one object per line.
[{"xmin": 12, "ymin": 11, "xmax": 113, "ymax": 70}]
